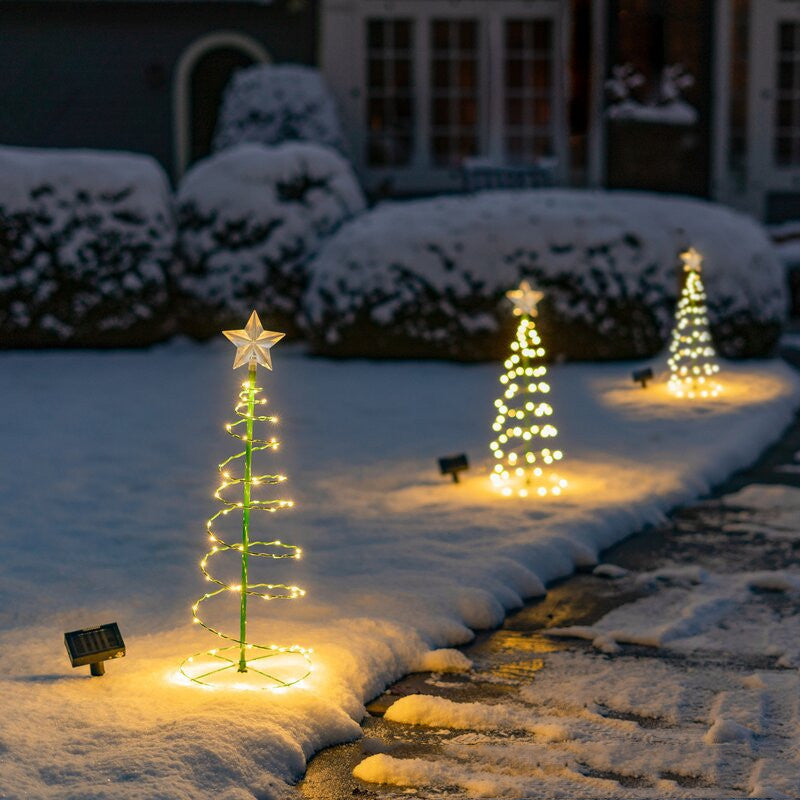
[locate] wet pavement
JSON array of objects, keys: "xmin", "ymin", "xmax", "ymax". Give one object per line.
[{"xmin": 299, "ymin": 359, "xmax": 800, "ymax": 800}]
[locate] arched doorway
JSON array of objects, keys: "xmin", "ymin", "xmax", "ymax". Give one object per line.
[{"xmin": 173, "ymin": 31, "xmax": 270, "ymax": 179}]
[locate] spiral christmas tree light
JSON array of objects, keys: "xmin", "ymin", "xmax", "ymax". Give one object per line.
[
  {"xmin": 180, "ymin": 311, "xmax": 311, "ymax": 689},
  {"xmin": 489, "ymin": 281, "xmax": 566, "ymax": 498},
  {"xmin": 667, "ymin": 248, "xmax": 722, "ymax": 400}
]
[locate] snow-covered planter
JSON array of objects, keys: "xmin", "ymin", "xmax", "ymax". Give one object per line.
[
  {"xmin": 303, "ymin": 190, "xmax": 786, "ymax": 361},
  {"xmin": 0, "ymin": 146, "xmax": 175, "ymax": 347},
  {"xmin": 213, "ymin": 64, "xmax": 346, "ymax": 154},
  {"xmin": 176, "ymin": 142, "xmax": 365, "ymax": 337}
]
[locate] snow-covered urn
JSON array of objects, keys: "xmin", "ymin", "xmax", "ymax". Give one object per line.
[
  {"xmin": 213, "ymin": 64, "xmax": 347, "ymax": 154},
  {"xmin": 176, "ymin": 142, "xmax": 365, "ymax": 337},
  {"xmin": 0, "ymin": 146, "xmax": 175, "ymax": 346},
  {"xmin": 302, "ymin": 190, "xmax": 786, "ymax": 361}
]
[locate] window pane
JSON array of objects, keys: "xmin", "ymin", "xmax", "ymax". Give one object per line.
[
  {"xmin": 366, "ymin": 18, "xmax": 415, "ymax": 167},
  {"xmin": 775, "ymin": 22, "xmax": 800, "ymax": 167},
  {"xmin": 504, "ymin": 19, "xmax": 555, "ymax": 164},
  {"xmin": 430, "ymin": 19, "xmax": 480, "ymax": 167}
]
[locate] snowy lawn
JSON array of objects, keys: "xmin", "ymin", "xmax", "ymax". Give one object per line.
[{"xmin": 0, "ymin": 342, "xmax": 798, "ymax": 799}]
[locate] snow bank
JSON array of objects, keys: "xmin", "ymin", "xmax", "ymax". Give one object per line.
[
  {"xmin": 411, "ymin": 648, "xmax": 472, "ymax": 674},
  {"xmin": 0, "ymin": 146, "xmax": 175, "ymax": 346},
  {"xmin": 354, "ymin": 752, "xmax": 538, "ymax": 798},
  {"xmin": 176, "ymin": 142, "xmax": 365, "ymax": 337},
  {"xmin": 303, "ymin": 190, "xmax": 785, "ymax": 360},
  {"xmin": 0, "ymin": 350, "xmax": 798, "ymax": 798},
  {"xmin": 384, "ymin": 694, "xmax": 569, "ymax": 740},
  {"xmin": 213, "ymin": 64, "xmax": 346, "ymax": 154}
]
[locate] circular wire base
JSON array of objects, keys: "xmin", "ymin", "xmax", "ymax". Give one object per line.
[{"xmin": 180, "ymin": 645, "xmax": 311, "ymax": 690}]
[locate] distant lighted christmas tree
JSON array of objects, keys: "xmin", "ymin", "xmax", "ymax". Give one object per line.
[
  {"xmin": 667, "ymin": 248, "xmax": 721, "ymax": 399},
  {"xmin": 489, "ymin": 281, "xmax": 566, "ymax": 498}
]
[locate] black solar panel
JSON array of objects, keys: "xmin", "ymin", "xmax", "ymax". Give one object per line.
[{"xmin": 64, "ymin": 623, "xmax": 125, "ymax": 667}]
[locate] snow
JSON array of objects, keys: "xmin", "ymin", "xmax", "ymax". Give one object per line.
[
  {"xmin": 0, "ymin": 346, "xmax": 798, "ymax": 798},
  {"xmin": 304, "ymin": 189, "xmax": 785, "ymax": 360},
  {"xmin": 176, "ymin": 142, "xmax": 365, "ymax": 326},
  {"xmin": 0, "ymin": 145, "xmax": 174, "ymax": 343},
  {"xmin": 384, "ymin": 694, "xmax": 570, "ymax": 741},
  {"xmin": 213, "ymin": 65, "xmax": 346, "ymax": 155},
  {"xmin": 593, "ymin": 563, "xmax": 629, "ymax": 579},
  {"xmin": 411, "ymin": 648, "xmax": 472, "ymax": 674},
  {"xmin": 548, "ymin": 562, "xmax": 800, "ymax": 665},
  {"xmin": 606, "ymin": 63, "xmax": 698, "ymax": 125}
]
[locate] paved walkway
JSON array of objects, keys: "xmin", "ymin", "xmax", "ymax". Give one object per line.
[{"xmin": 300, "ymin": 364, "xmax": 800, "ymax": 800}]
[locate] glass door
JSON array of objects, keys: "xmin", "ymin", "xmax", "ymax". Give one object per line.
[
  {"xmin": 749, "ymin": 0, "xmax": 800, "ymax": 220},
  {"xmin": 604, "ymin": 0, "xmax": 713, "ymax": 196}
]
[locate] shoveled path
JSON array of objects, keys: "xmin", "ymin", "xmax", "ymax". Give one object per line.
[{"xmin": 299, "ymin": 359, "xmax": 800, "ymax": 800}]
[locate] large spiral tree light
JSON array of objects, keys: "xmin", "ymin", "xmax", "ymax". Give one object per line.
[
  {"xmin": 180, "ymin": 310, "xmax": 311, "ymax": 689},
  {"xmin": 489, "ymin": 281, "xmax": 566, "ymax": 498}
]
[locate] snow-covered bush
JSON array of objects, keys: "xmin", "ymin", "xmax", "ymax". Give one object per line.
[
  {"xmin": 303, "ymin": 190, "xmax": 786, "ymax": 361},
  {"xmin": 0, "ymin": 146, "xmax": 175, "ymax": 346},
  {"xmin": 213, "ymin": 64, "xmax": 346, "ymax": 154},
  {"xmin": 176, "ymin": 142, "xmax": 365, "ymax": 337}
]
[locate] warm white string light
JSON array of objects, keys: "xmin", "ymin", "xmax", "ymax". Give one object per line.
[
  {"xmin": 489, "ymin": 282, "xmax": 566, "ymax": 498},
  {"xmin": 667, "ymin": 248, "xmax": 722, "ymax": 399}
]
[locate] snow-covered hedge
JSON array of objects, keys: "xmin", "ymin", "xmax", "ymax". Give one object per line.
[
  {"xmin": 213, "ymin": 64, "xmax": 346, "ymax": 154},
  {"xmin": 176, "ymin": 142, "xmax": 365, "ymax": 337},
  {"xmin": 303, "ymin": 190, "xmax": 786, "ymax": 361},
  {"xmin": 0, "ymin": 146, "xmax": 175, "ymax": 346}
]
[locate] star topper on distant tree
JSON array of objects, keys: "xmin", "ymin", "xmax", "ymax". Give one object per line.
[
  {"xmin": 506, "ymin": 281, "xmax": 544, "ymax": 317},
  {"xmin": 681, "ymin": 247, "xmax": 703, "ymax": 273},
  {"xmin": 223, "ymin": 310, "xmax": 285, "ymax": 370}
]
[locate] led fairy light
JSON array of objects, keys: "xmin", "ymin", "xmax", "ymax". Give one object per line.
[
  {"xmin": 667, "ymin": 248, "xmax": 722, "ymax": 400},
  {"xmin": 180, "ymin": 310, "xmax": 311, "ymax": 689},
  {"xmin": 489, "ymin": 281, "xmax": 566, "ymax": 498}
]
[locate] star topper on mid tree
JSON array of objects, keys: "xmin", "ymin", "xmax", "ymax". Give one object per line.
[
  {"xmin": 489, "ymin": 281, "xmax": 566, "ymax": 498},
  {"xmin": 180, "ymin": 310, "xmax": 311, "ymax": 689}
]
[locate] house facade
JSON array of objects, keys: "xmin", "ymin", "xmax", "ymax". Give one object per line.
[
  {"xmin": 322, "ymin": 0, "xmax": 800, "ymax": 222},
  {"xmin": 0, "ymin": 0, "xmax": 798, "ymax": 222},
  {"xmin": 0, "ymin": 0, "xmax": 316, "ymax": 179}
]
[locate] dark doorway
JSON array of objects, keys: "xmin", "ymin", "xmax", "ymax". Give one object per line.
[
  {"xmin": 189, "ymin": 47, "xmax": 256, "ymax": 165},
  {"xmin": 605, "ymin": 0, "xmax": 713, "ymax": 196}
]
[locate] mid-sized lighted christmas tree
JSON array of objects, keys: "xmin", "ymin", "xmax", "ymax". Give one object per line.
[
  {"xmin": 180, "ymin": 310, "xmax": 311, "ymax": 689},
  {"xmin": 667, "ymin": 247, "xmax": 722, "ymax": 399},
  {"xmin": 489, "ymin": 281, "xmax": 566, "ymax": 498}
]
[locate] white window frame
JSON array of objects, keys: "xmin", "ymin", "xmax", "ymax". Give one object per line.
[
  {"xmin": 748, "ymin": 0, "xmax": 800, "ymax": 218},
  {"xmin": 322, "ymin": 0, "xmax": 568, "ymax": 194}
]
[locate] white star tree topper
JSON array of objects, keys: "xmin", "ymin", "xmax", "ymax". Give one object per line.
[
  {"xmin": 680, "ymin": 247, "xmax": 703, "ymax": 273},
  {"xmin": 223, "ymin": 311, "xmax": 285, "ymax": 370},
  {"xmin": 506, "ymin": 280, "xmax": 544, "ymax": 317}
]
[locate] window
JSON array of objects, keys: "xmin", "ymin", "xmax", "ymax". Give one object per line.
[
  {"xmin": 505, "ymin": 19, "xmax": 554, "ymax": 164},
  {"xmin": 430, "ymin": 19, "xmax": 480, "ymax": 167},
  {"xmin": 324, "ymin": 1, "xmax": 565, "ymax": 192},
  {"xmin": 366, "ymin": 19, "xmax": 415, "ymax": 167},
  {"xmin": 776, "ymin": 21, "xmax": 800, "ymax": 167}
]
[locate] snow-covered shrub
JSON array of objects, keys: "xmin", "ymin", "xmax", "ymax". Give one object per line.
[
  {"xmin": 176, "ymin": 142, "xmax": 365, "ymax": 337},
  {"xmin": 303, "ymin": 190, "xmax": 786, "ymax": 361},
  {"xmin": 213, "ymin": 64, "xmax": 346, "ymax": 154},
  {"xmin": 0, "ymin": 146, "xmax": 175, "ymax": 346}
]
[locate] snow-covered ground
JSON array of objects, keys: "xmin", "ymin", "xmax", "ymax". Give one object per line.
[
  {"xmin": 0, "ymin": 342, "xmax": 798, "ymax": 799},
  {"xmin": 353, "ymin": 479, "xmax": 800, "ymax": 799}
]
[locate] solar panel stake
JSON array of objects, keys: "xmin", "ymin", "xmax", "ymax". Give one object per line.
[
  {"xmin": 632, "ymin": 367, "xmax": 654, "ymax": 389},
  {"xmin": 64, "ymin": 623, "xmax": 125, "ymax": 677},
  {"xmin": 439, "ymin": 454, "xmax": 469, "ymax": 483}
]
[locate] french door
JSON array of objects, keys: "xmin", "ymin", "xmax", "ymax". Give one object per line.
[
  {"xmin": 749, "ymin": 0, "xmax": 800, "ymax": 219},
  {"xmin": 349, "ymin": 0, "xmax": 568, "ymax": 194}
]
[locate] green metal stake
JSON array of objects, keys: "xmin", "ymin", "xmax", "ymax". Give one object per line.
[{"xmin": 239, "ymin": 361, "xmax": 257, "ymax": 672}]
